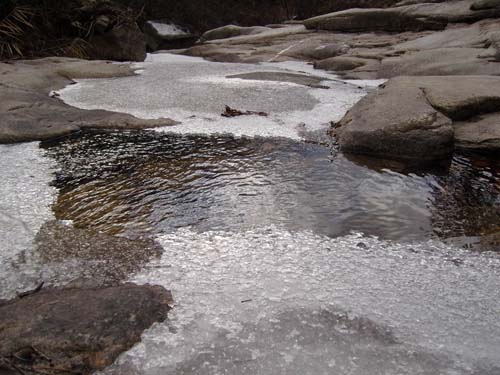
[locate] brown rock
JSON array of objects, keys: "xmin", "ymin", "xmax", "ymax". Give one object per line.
[
  {"xmin": 35, "ymin": 221, "xmax": 163, "ymax": 283},
  {"xmin": 89, "ymin": 22, "xmax": 147, "ymax": 62},
  {"xmin": 0, "ymin": 58, "xmax": 177, "ymax": 144},
  {"xmin": 454, "ymin": 113, "xmax": 500, "ymax": 152},
  {"xmin": 0, "ymin": 284, "xmax": 172, "ymax": 375},
  {"xmin": 335, "ymin": 75, "xmax": 500, "ymax": 160},
  {"xmin": 335, "ymin": 77, "xmax": 454, "ymax": 160},
  {"xmin": 314, "ymin": 56, "xmax": 369, "ymax": 71}
]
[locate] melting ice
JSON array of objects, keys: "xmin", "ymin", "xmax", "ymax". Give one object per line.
[
  {"xmin": 0, "ymin": 143, "xmax": 57, "ymax": 299},
  {"xmin": 95, "ymin": 227, "xmax": 500, "ymax": 375},
  {"xmin": 58, "ymin": 53, "xmax": 369, "ymax": 140}
]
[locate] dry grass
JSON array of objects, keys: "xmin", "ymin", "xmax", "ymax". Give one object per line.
[{"xmin": 0, "ymin": 5, "xmax": 34, "ymax": 58}]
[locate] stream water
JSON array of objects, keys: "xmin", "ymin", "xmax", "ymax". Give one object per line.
[{"xmin": 1, "ymin": 53, "xmax": 500, "ymax": 374}]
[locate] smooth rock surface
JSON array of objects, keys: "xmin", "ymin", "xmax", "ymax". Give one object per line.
[
  {"xmin": 0, "ymin": 58, "xmax": 177, "ymax": 143},
  {"xmin": 334, "ymin": 77, "xmax": 454, "ymax": 160},
  {"xmin": 304, "ymin": 7, "xmax": 445, "ymax": 32},
  {"xmin": 314, "ymin": 56, "xmax": 371, "ymax": 71},
  {"xmin": 335, "ymin": 75, "xmax": 500, "ymax": 159},
  {"xmin": 200, "ymin": 25, "xmax": 270, "ymax": 42},
  {"xmin": 0, "ymin": 284, "xmax": 172, "ymax": 375},
  {"xmin": 454, "ymin": 112, "xmax": 500, "ymax": 152},
  {"xmin": 304, "ymin": 0, "xmax": 500, "ymax": 33}
]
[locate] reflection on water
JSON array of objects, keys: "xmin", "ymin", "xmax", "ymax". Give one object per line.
[{"xmin": 41, "ymin": 130, "xmax": 500, "ymax": 243}]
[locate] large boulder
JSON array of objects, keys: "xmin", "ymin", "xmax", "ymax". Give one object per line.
[
  {"xmin": 334, "ymin": 78, "xmax": 454, "ymax": 160},
  {"xmin": 304, "ymin": 8, "xmax": 444, "ymax": 32},
  {"xmin": 89, "ymin": 22, "xmax": 147, "ymax": 61},
  {"xmin": 144, "ymin": 20, "xmax": 196, "ymax": 51},
  {"xmin": 199, "ymin": 25, "xmax": 270, "ymax": 42},
  {"xmin": 304, "ymin": 0, "xmax": 500, "ymax": 33},
  {"xmin": 454, "ymin": 113, "xmax": 500, "ymax": 152},
  {"xmin": 334, "ymin": 75, "xmax": 500, "ymax": 160},
  {"xmin": 0, "ymin": 284, "xmax": 172, "ymax": 375}
]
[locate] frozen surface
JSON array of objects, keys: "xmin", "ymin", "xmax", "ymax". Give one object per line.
[
  {"xmin": 100, "ymin": 227, "xmax": 500, "ymax": 375},
  {"xmin": 0, "ymin": 143, "xmax": 57, "ymax": 298},
  {"xmin": 58, "ymin": 53, "xmax": 369, "ymax": 140}
]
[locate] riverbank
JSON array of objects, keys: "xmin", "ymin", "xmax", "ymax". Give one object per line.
[
  {"xmin": 0, "ymin": 58, "xmax": 177, "ymax": 142},
  {"xmin": 179, "ymin": 0, "xmax": 500, "ymax": 161}
]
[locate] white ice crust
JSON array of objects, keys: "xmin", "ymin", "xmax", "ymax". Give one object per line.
[{"xmin": 58, "ymin": 53, "xmax": 373, "ymax": 140}]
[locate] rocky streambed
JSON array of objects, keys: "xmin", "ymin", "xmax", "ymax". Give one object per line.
[{"xmin": 1, "ymin": 0, "xmax": 500, "ymax": 374}]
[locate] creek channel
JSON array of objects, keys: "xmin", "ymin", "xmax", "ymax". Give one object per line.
[{"xmin": 1, "ymin": 53, "xmax": 499, "ymax": 374}]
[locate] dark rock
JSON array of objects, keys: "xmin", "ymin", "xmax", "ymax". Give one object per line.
[
  {"xmin": 89, "ymin": 22, "xmax": 147, "ymax": 62},
  {"xmin": 304, "ymin": 0, "xmax": 500, "ymax": 33},
  {"xmin": 304, "ymin": 8, "xmax": 445, "ymax": 32},
  {"xmin": 471, "ymin": 0, "xmax": 500, "ymax": 10},
  {"xmin": 0, "ymin": 284, "xmax": 172, "ymax": 375},
  {"xmin": 35, "ymin": 221, "xmax": 164, "ymax": 283},
  {"xmin": 94, "ymin": 15, "xmax": 111, "ymax": 34},
  {"xmin": 200, "ymin": 25, "xmax": 270, "ymax": 42},
  {"xmin": 314, "ymin": 56, "xmax": 369, "ymax": 71},
  {"xmin": 395, "ymin": 0, "xmax": 445, "ymax": 6}
]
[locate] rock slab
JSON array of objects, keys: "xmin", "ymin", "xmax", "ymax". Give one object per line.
[
  {"xmin": 0, "ymin": 284, "xmax": 172, "ymax": 375},
  {"xmin": 335, "ymin": 75, "xmax": 500, "ymax": 160}
]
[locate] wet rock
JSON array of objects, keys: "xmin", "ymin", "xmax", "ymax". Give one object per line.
[
  {"xmin": 35, "ymin": 221, "xmax": 163, "ymax": 283},
  {"xmin": 0, "ymin": 284, "xmax": 172, "ymax": 375},
  {"xmin": 471, "ymin": 0, "xmax": 500, "ymax": 10},
  {"xmin": 200, "ymin": 25, "xmax": 270, "ymax": 42},
  {"xmin": 454, "ymin": 113, "xmax": 500, "ymax": 152},
  {"xmin": 335, "ymin": 77, "xmax": 454, "ymax": 160},
  {"xmin": 335, "ymin": 75, "xmax": 500, "ymax": 160},
  {"xmin": 314, "ymin": 56, "xmax": 369, "ymax": 71},
  {"xmin": 94, "ymin": 15, "xmax": 111, "ymax": 34},
  {"xmin": 89, "ymin": 22, "xmax": 147, "ymax": 62}
]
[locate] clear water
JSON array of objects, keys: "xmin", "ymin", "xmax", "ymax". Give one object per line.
[{"xmin": 42, "ymin": 131, "xmax": 500, "ymax": 242}]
